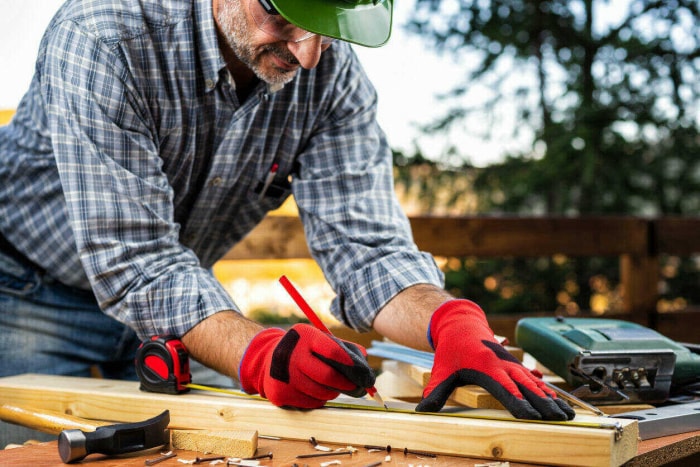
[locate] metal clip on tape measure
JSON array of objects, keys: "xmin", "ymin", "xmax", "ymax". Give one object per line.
[{"xmin": 135, "ymin": 335, "xmax": 191, "ymax": 394}]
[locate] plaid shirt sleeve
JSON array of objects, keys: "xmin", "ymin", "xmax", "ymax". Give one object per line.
[{"xmin": 292, "ymin": 53, "xmax": 445, "ymax": 332}]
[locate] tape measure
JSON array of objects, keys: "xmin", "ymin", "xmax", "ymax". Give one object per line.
[{"xmin": 135, "ymin": 335, "xmax": 192, "ymax": 394}]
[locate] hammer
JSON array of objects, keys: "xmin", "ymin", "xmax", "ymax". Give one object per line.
[{"xmin": 0, "ymin": 404, "xmax": 170, "ymax": 463}]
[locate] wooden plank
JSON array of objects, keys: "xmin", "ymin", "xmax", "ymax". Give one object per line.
[
  {"xmin": 222, "ymin": 216, "xmax": 651, "ymax": 260},
  {"xmin": 375, "ymin": 360, "xmax": 424, "ymax": 401},
  {"xmin": 653, "ymin": 309, "xmax": 700, "ymax": 345},
  {"xmin": 224, "ymin": 216, "xmax": 309, "ymax": 260},
  {"xmin": 170, "ymin": 429, "xmax": 257, "ymax": 458},
  {"xmin": 393, "ymin": 362, "xmax": 506, "ymax": 410},
  {"xmin": 654, "ymin": 217, "xmax": 700, "ymax": 255},
  {"xmin": 627, "ymin": 430, "xmax": 700, "ymax": 467},
  {"xmin": 620, "ymin": 254, "xmax": 659, "ymax": 316},
  {"xmin": 409, "ymin": 216, "xmax": 649, "ymax": 257},
  {"xmin": 0, "ymin": 374, "xmax": 637, "ymax": 467}
]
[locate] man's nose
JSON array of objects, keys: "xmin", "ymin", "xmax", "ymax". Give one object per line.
[{"xmin": 287, "ymin": 35, "xmax": 324, "ymax": 69}]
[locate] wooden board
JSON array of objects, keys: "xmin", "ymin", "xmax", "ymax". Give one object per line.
[
  {"xmin": 628, "ymin": 430, "xmax": 700, "ymax": 467},
  {"xmin": 375, "ymin": 361, "xmax": 424, "ymax": 401},
  {"xmin": 169, "ymin": 429, "xmax": 257, "ymax": 458},
  {"xmin": 3, "ymin": 431, "xmax": 698, "ymax": 467},
  {"xmin": 393, "ymin": 361, "xmax": 507, "ymax": 410},
  {"xmin": 0, "ymin": 374, "xmax": 638, "ymax": 467}
]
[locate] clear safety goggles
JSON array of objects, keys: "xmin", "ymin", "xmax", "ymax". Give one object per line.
[{"xmin": 251, "ymin": 0, "xmax": 335, "ymax": 45}]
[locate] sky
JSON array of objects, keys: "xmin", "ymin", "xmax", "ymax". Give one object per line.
[{"xmin": 0, "ymin": 0, "xmax": 514, "ymax": 167}]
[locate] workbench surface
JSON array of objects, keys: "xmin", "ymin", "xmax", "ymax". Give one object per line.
[
  {"xmin": 2, "ymin": 430, "xmax": 699, "ymax": 467},
  {"xmin": 1, "ymin": 436, "xmax": 535, "ymax": 466}
]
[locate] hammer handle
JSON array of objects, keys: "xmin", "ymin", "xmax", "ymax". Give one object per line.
[{"xmin": 0, "ymin": 404, "xmax": 110, "ymax": 435}]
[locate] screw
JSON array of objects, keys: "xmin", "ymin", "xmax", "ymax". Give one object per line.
[
  {"xmin": 364, "ymin": 444, "xmax": 391, "ymax": 453},
  {"xmin": 243, "ymin": 451, "xmax": 273, "ymax": 460},
  {"xmin": 194, "ymin": 455, "xmax": 226, "ymax": 464},
  {"xmin": 403, "ymin": 447, "xmax": 437, "ymax": 458},
  {"xmin": 145, "ymin": 451, "xmax": 177, "ymax": 466},
  {"xmin": 296, "ymin": 450, "xmax": 353, "ymax": 459}
]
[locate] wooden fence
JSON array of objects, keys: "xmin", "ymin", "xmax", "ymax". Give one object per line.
[{"xmin": 224, "ymin": 215, "xmax": 700, "ymax": 343}]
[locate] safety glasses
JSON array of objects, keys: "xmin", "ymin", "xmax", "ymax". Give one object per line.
[{"xmin": 251, "ymin": 0, "xmax": 335, "ymax": 45}]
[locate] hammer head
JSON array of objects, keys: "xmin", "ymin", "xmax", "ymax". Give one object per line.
[{"xmin": 58, "ymin": 410, "xmax": 170, "ymax": 463}]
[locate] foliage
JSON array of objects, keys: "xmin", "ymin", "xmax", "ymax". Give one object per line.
[
  {"xmin": 399, "ymin": 0, "xmax": 700, "ymax": 313},
  {"xmin": 408, "ymin": 0, "xmax": 700, "ymax": 215},
  {"xmin": 247, "ymin": 308, "xmax": 309, "ymax": 325}
]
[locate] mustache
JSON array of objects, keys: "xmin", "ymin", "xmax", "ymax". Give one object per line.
[{"xmin": 264, "ymin": 44, "xmax": 299, "ymax": 66}]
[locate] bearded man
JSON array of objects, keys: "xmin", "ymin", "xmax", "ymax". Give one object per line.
[{"xmin": 0, "ymin": 1, "xmax": 574, "ymax": 445}]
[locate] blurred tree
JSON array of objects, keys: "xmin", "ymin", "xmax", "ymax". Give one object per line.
[
  {"xmin": 396, "ymin": 0, "xmax": 699, "ymax": 315},
  {"xmin": 408, "ymin": 0, "xmax": 699, "ymax": 215}
]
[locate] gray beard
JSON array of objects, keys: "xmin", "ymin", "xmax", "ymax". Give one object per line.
[{"xmin": 216, "ymin": 0, "xmax": 298, "ymax": 86}]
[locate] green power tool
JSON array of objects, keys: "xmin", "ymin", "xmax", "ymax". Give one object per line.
[{"xmin": 515, "ymin": 317, "xmax": 700, "ymax": 404}]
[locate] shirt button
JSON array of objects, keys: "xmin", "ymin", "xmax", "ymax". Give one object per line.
[
  {"xmin": 205, "ymin": 79, "xmax": 215, "ymax": 90},
  {"xmin": 210, "ymin": 176, "xmax": 223, "ymax": 187}
]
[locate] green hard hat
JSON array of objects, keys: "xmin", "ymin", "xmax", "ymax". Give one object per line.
[{"xmin": 261, "ymin": 0, "xmax": 393, "ymax": 47}]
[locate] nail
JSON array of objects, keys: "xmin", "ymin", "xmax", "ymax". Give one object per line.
[
  {"xmin": 243, "ymin": 451, "xmax": 273, "ymax": 460},
  {"xmin": 145, "ymin": 452, "xmax": 177, "ymax": 465},
  {"xmin": 403, "ymin": 447, "xmax": 437, "ymax": 458},
  {"xmin": 194, "ymin": 455, "xmax": 226, "ymax": 464},
  {"xmin": 296, "ymin": 450, "xmax": 353, "ymax": 459},
  {"xmin": 309, "ymin": 436, "xmax": 318, "ymax": 446}
]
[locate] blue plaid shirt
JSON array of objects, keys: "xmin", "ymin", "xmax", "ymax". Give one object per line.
[{"xmin": 0, "ymin": 0, "xmax": 443, "ymax": 338}]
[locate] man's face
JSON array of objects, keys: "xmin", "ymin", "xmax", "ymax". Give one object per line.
[{"xmin": 216, "ymin": 0, "xmax": 327, "ymax": 86}]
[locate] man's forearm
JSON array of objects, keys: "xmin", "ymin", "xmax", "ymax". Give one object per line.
[
  {"xmin": 372, "ymin": 284, "xmax": 453, "ymax": 352},
  {"xmin": 181, "ymin": 310, "xmax": 264, "ymax": 380}
]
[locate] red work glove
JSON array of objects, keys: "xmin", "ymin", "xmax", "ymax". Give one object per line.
[
  {"xmin": 239, "ymin": 324, "xmax": 376, "ymax": 409},
  {"xmin": 416, "ymin": 300, "xmax": 576, "ymax": 421}
]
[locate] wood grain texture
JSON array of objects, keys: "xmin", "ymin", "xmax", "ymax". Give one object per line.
[
  {"xmin": 170, "ymin": 429, "xmax": 257, "ymax": 458},
  {"xmin": 2, "ymin": 432, "xmax": 698, "ymax": 467},
  {"xmin": 0, "ymin": 374, "xmax": 638, "ymax": 467},
  {"xmin": 222, "ymin": 215, "xmax": 652, "ymax": 260},
  {"xmin": 393, "ymin": 362, "xmax": 507, "ymax": 410},
  {"xmin": 409, "ymin": 216, "xmax": 650, "ymax": 257}
]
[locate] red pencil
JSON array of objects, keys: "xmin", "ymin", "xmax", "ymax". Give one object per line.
[{"xmin": 279, "ymin": 275, "xmax": 388, "ymax": 409}]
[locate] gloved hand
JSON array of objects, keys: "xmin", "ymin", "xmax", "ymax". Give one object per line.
[
  {"xmin": 239, "ymin": 323, "xmax": 376, "ymax": 409},
  {"xmin": 416, "ymin": 299, "xmax": 576, "ymax": 421}
]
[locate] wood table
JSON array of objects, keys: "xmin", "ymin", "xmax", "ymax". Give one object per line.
[
  {"xmin": 2, "ymin": 430, "xmax": 699, "ymax": 467},
  {"xmin": 1, "ymin": 437, "xmax": 534, "ymax": 466}
]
